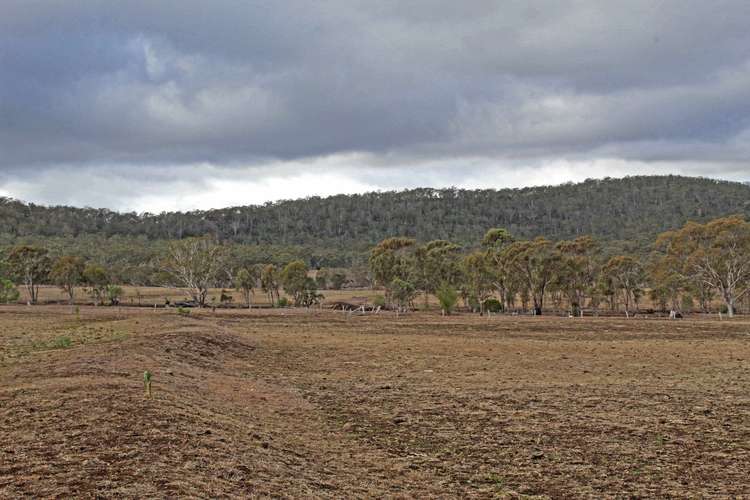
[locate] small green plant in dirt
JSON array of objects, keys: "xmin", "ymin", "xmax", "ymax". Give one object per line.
[
  {"xmin": 144, "ymin": 370, "xmax": 153, "ymax": 398},
  {"xmin": 51, "ymin": 336, "xmax": 72, "ymax": 349},
  {"xmin": 485, "ymin": 473, "xmax": 505, "ymax": 486},
  {"xmin": 177, "ymin": 307, "xmax": 190, "ymax": 316}
]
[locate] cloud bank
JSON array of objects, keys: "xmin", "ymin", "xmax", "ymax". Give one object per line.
[{"xmin": 1, "ymin": 1, "xmax": 749, "ymax": 210}]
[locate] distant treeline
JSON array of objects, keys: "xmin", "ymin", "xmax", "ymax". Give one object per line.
[
  {"xmin": 2, "ymin": 175, "xmax": 750, "ymax": 267},
  {"xmin": 368, "ymin": 216, "xmax": 750, "ymax": 317},
  {"xmin": 1, "ymin": 215, "xmax": 748, "ymax": 317}
]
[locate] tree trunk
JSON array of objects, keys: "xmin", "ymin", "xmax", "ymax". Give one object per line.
[
  {"xmin": 727, "ymin": 298, "xmax": 735, "ymax": 318},
  {"xmin": 533, "ymin": 294, "xmax": 543, "ymax": 316},
  {"xmin": 623, "ymin": 291, "xmax": 630, "ymax": 317},
  {"xmin": 27, "ymin": 280, "xmax": 38, "ymax": 305}
]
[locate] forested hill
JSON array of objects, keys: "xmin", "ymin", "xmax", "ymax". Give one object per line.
[{"xmin": 1, "ymin": 176, "xmax": 749, "ymax": 251}]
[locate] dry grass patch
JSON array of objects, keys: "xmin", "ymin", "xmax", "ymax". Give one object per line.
[{"xmin": 1, "ymin": 306, "xmax": 749, "ymax": 497}]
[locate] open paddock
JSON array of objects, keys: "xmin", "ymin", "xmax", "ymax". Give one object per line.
[{"xmin": 1, "ymin": 306, "xmax": 749, "ymax": 497}]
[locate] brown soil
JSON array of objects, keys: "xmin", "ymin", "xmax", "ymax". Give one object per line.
[{"xmin": 1, "ymin": 306, "xmax": 749, "ymax": 498}]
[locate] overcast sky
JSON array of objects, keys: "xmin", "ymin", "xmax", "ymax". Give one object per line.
[{"xmin": 1, "ymin": 1, "xmax": 749, "ymax": 212}]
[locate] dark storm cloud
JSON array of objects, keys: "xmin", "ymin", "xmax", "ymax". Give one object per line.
[{"xmin": 1, "ymin": 1, "xmax": 749, "ymax": 208}]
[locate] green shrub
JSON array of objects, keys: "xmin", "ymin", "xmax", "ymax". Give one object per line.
[
  {"xmin": 372, "ymin": 295, "xmax": 386, "ymax": 308},
  {"xmin": 177, "ymin": 307, "xmax": 190, "ymax": 316},
  {"xmin": 436, "ymin": 284, "xmax": 458, "ymax": 315},
  {"xmin": 219, "ymin": 289, "xmax": 233, "ymax": 305},
  {"xmin": 483, "ymin": 298, "xmax": 503, "ymax": 313},
  {"xmin": 277, "ymin": 296, "xmax": 289, "ymax": 307},
  {"xmin": 0, "ymin": 278, "xmax": 20, "ymax": 304},
  {"xmin": 106, "ymin": 285, "xmax": 123, "ymax": 305}
]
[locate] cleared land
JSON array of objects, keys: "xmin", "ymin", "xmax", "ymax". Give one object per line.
[
  {"xmin": 16, "ymin": 285, "xmax": 383, "ymax": 308},
  {"xmin": 1, "ymin": 306, "xmax": 749, "ymax": 498}
]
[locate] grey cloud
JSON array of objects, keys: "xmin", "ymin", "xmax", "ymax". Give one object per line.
[{"xmin": 1, "ymin": 0, "xmax": 750, "ymax": 204}]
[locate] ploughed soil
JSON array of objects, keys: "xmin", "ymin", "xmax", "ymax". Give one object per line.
[{"xmin": 1, "ymin": 306, "xmax": 749, "ymax": 498}]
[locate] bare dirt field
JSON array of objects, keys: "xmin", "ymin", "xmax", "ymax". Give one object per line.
[{"xmin": 1, "ymin": 306, "xmax": 749, "ymax": 498}]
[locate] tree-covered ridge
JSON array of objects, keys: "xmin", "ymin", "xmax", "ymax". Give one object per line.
[{"xmin": 2, "ymin": 176, "xmax": 749, "ymax": 250}]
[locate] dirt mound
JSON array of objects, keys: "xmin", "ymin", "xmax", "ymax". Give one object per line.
[{"xmin": 0, "ymin": 310, "xmax": 442, "ymax": 497}]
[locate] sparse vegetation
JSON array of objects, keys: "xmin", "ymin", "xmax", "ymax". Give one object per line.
[
  {"xmin": 1, "ymin": 306, "xmax": 749, "ymax": 497},
  {"xmin": 143, "ymin": 370, "xmax": 153, "ymax": 398},
  {"xmin": 50, "ymin": 335, "xmax": 72, "ymax": 349}
]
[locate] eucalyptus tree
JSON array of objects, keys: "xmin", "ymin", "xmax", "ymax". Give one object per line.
[
  {"xmin": 83, "ymin": 264, "xmax": 110, "ymax": 306},
  {"xmin": 281, "ymin": 260, "xmax": 309, "ymax": 306},
  {"xmin": 648, "ymin": 242, "xmax": 688, "ymax": 314},
  {"xmin": 481, "ymin": 228, "xmax": 516, "ymax": 311},
  {"xmin": 460, "ymin": 251, "xmax": 493, "ymax": 313},
  {"xmin": 260, "ymin": 264, "xmax": 281, "ymax": 306},
  {"xmin": 602, "ymin": 255, "xmax": 646, "ymax": 317},
  {"xmin": 369, "ymin": 237, "xmax": 415, "ymax": 306},
  {"xmin": 555, "ymin": 236, "xmax": 601, "ymax": 316},
  {"xmin": 235, "ymin": 265, "xmax": 260, "ymax": 308},
  {"xmin": 51, "ymin": 255, "xmax": 86, "ymax": 305},
  {"xmin": 656, "ymin": 216, "xmax": 750, "ymax": 317},
  {"xmin": 390, "ymin": 277, "xmax": 418, "ymax": 313},
  {"xmin": 414, "ymin": 240, "xmax": 461, "ymax": 309},
  {"xmin": 161, "ymin": 237, "xmax": 226, "ymax": 307},
  {"xmin": 501, "ymin": 238, "xmax": 560, "ymax": 315},
  {"xmin": 6, "ymin": 245, "xmax": 51, "ymax": 304}
]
